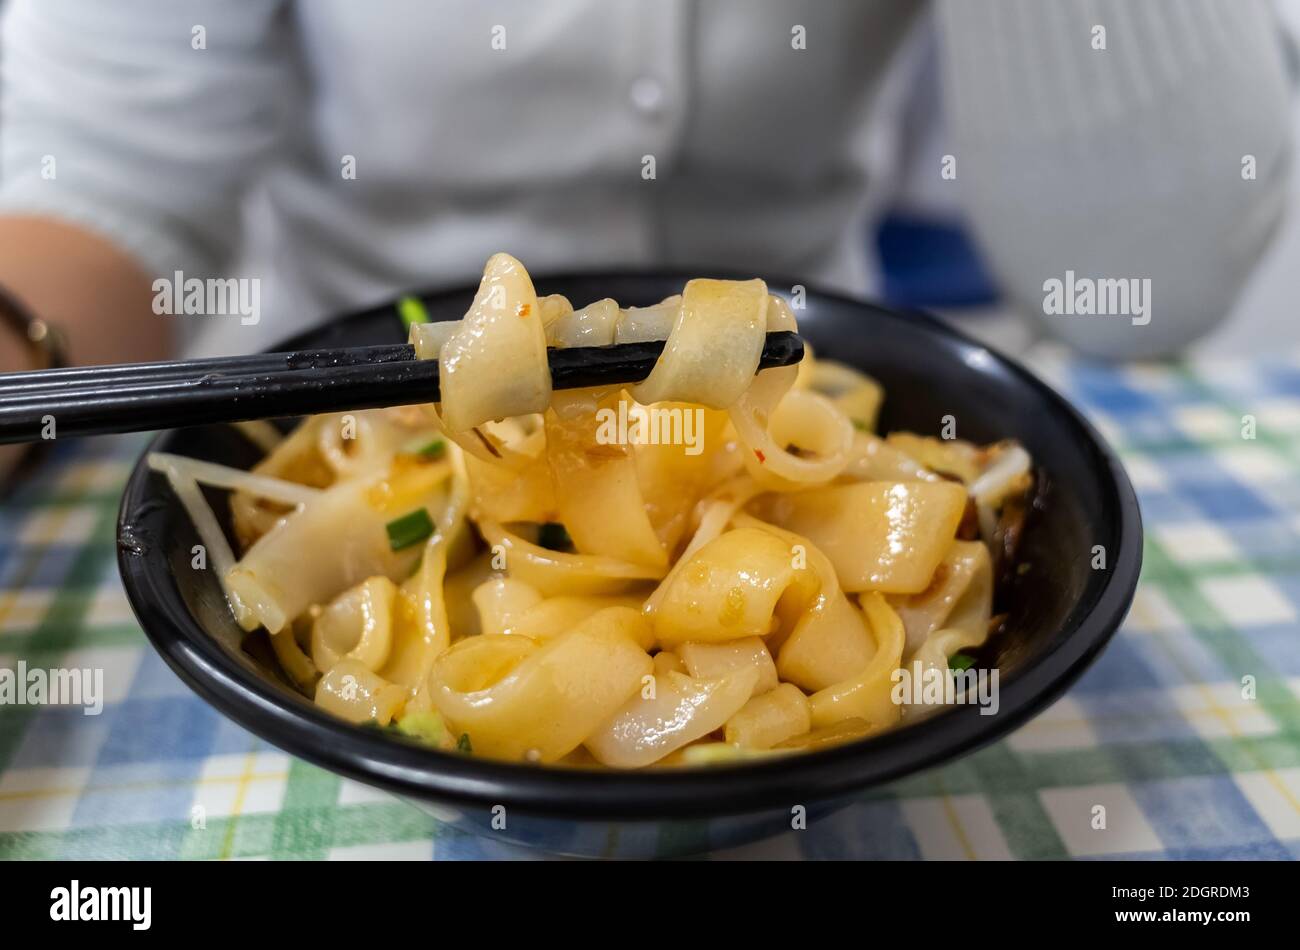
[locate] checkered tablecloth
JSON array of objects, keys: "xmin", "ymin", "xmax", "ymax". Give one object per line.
[{"xmin": 1, "ymin": 347, "xmax": 1298, "ymax": 861}]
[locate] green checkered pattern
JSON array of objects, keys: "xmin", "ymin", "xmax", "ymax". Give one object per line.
[{"xmin": 1, "ymin": 347, "xmax": 1298, "ymax": 860}]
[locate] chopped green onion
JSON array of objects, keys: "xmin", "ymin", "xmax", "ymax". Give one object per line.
[
  {"xmin": 397, "ymin": 295, "xmax": 430, "ymax": 328},
  {"xmin": 457, "ymin": 733, "xmax": 473, "ymax": 754},
  {"xmin": 537, "ymin": 522, "xmax": 571, "ymax": 551},
  {"xmin": 409, "ymin": 437, "xmax": 445, "ymax": 459},
  {"xmin": 949, "ymin": 653, "xmax": 976, "ymax": 672},
  {"xmin": 396, "ymin": 711, "xmax": 447, "ymax": 747},
  {"xmin": 386, "ymin": 508, "xmax": 434, "ymax": 551},
  {"xmin": 852, "ymin": 418, "xmax": 871, "ymax": 432}
]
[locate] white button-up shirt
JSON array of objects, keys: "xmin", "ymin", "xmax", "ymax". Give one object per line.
[{"xmin": 0, "ymin": 0, "xmax": 1291, "ymax": 357}]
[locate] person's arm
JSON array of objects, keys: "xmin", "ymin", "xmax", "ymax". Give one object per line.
[
  {"xmin": 0, "ymin": 219, "xmax": 163, "ymax": 482},
  {"xmin": 935, "ymin": 0, "xmax": 1293, "ymax": 359},
  {"xmin": 0, "ymin": 216, "xmax": 164, "ymax": 368},
  {"xmin": 0, "ymin": 0, "xmax": 292, "ymax": 370}
]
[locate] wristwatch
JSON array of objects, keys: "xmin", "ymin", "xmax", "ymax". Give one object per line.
[
  {"xmin": 0, "ymin": 286, "xmax": 67, "ymax": 490},
  {"xmin": 0, "ymin": 284, "xmax": 67, "ymax": 372}
]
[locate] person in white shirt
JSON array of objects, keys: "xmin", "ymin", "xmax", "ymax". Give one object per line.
[{"xmin": 0, "ymin": 0, "xmax": 1292, "ymax": 378}]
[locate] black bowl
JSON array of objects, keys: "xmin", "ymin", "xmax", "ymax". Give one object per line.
[{"xmin": 118, "ymin": 273, "xmax": 1142, "ymax": 858}]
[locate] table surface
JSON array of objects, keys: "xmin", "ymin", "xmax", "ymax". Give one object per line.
[{"xmin": 1, "ymin": 346, "xmax": 1298, "ymax": 861}]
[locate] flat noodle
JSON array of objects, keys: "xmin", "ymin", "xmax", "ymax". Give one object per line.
[
  {"xmin": 632, "ymin": 278, "xmax": 768, "ymax": 408},
  {"xmin": 157, "ymin": 255, "xmax": 1029, "ymax": 767},
  {"xmin": 545, "ymin": 390, "xmax": 668, "ymax": 569},
  {"xmin": 425, "ymin": 252, "xmax": 551, "ymax": 432},
  {"xmin": 428, "ymin": 607, "xmax": 653, "ymax": 762},
  {"xmin": 148, "ymin": 459, "xmax": 255, "ymax": 630},
  {"xmin": 808, "ymin": 592, "xmax": 906, "ymax": 731},
  {"xmin": 475, "ymin": 517, "xmax": 664, "ymax": 596},
  {"xmin": 890, "ymin": 541, "xmax": 993, "ymax": 653},
  {"xmin": 751, "ymin": 480, "xmax": 968, "ymax": 594},
  {"xmin": 548, "ymin": 297, "xmax": 619, "ymax": 347},
  {"xmin": 728, "ymin": 297, "xmax": 853, "ymax": 489}
]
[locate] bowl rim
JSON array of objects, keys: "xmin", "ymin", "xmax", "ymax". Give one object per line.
[{"xmin": 117, "ymin": 271, "xmax": 1142, "ymax": 821}]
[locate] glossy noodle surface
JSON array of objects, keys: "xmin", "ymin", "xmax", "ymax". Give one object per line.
[{"xmin": 154, "ymin": 254, "xmax": 1034, "ymax": 768}]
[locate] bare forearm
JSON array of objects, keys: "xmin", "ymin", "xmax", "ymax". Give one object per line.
[{"xmin": 0, "ymin": 215, "xmax": 169, "ymax": 370}]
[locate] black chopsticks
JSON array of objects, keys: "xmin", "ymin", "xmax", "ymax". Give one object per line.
[
  {"xmin": 0, "ymin": 342, "xmax": 416, "ymax": 391},
  {"xmin": 0, "ymin": 332, "xmax": 804, "ymax": 444}
]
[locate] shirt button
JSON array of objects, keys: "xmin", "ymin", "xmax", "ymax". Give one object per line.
[{"xmin": 629, "ymin": 76, "xmax": 666, "ymax": 116}]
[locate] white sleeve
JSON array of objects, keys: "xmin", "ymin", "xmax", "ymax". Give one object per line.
[
  {"xmin": 0, "ymin": 0, "xmax": 292, "ymax": 278},
  {"xmin": 935, "ymin": 0, "xmax": 1293, "ymax": 358}
]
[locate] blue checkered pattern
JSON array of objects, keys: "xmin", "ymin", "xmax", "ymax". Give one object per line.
[{"xmin": 1, "ymin": 347, "xmax": 1298, "ymax": 860}]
